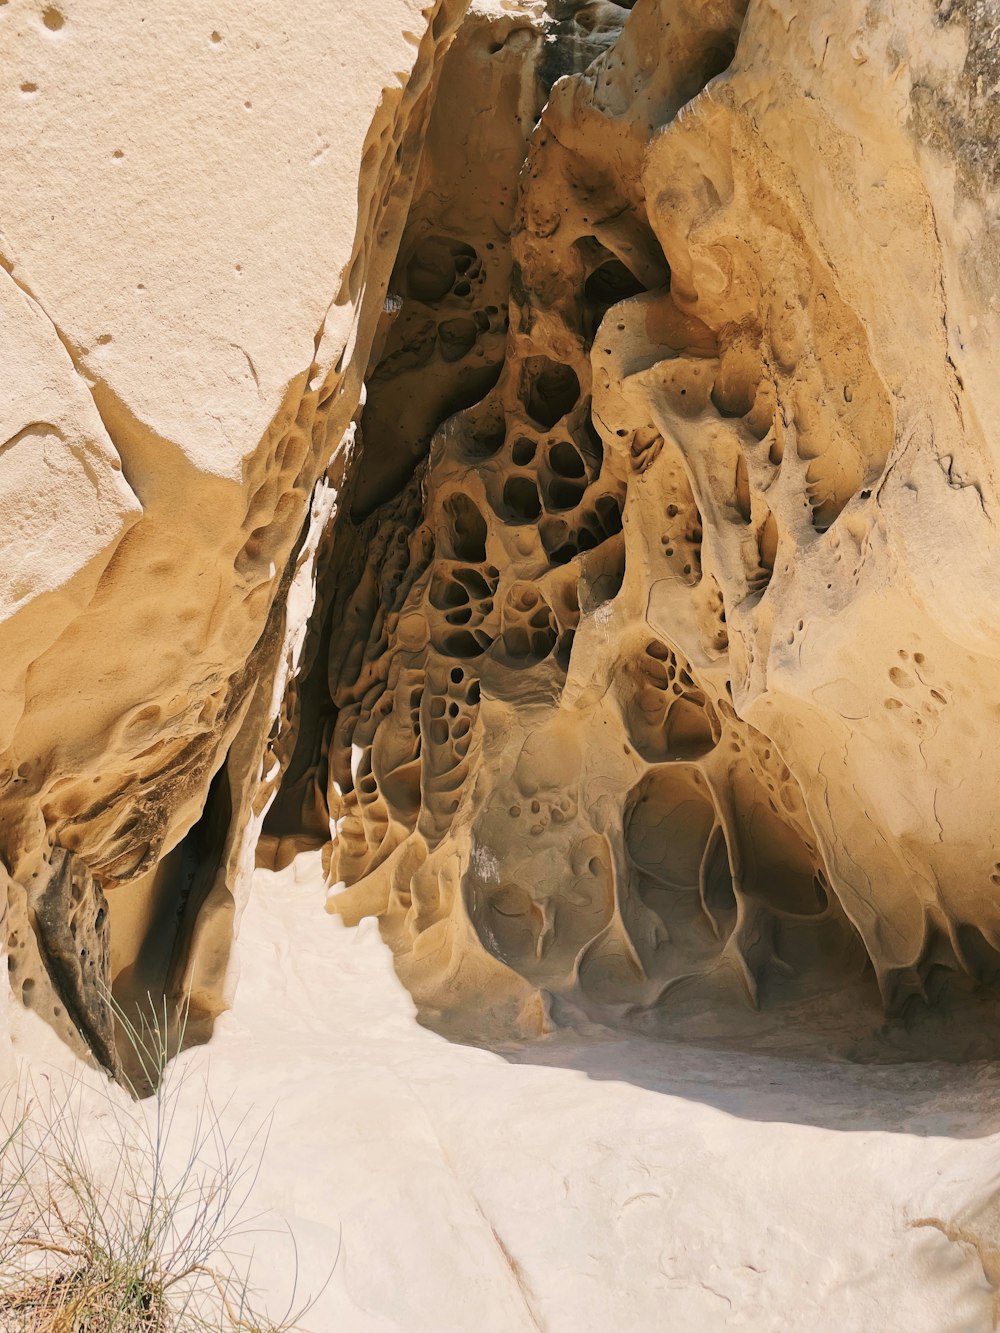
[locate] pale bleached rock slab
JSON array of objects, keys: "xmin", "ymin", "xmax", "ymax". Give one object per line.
[{"xmin": 0, "ymin": 0, "xmax": 468, "ymax": 1062}]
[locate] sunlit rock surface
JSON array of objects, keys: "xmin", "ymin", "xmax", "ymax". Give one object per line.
[{"xmin": 3, "ymin": 0, "xmax": 1000, "ymax": 1067}]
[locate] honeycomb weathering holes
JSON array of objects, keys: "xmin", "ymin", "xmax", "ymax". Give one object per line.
[
  {"xmin": 267, "ymin": 0, "xmax": 996, "ymax": 1045},
  {"xmin": 519, "ymin": 357, "xmax": 581, "ymax": 430}
]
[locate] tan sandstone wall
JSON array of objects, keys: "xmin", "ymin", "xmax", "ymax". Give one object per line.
[
  {"xmin": 306, "ymin": 0, "xmax": 1000, "ymax": 1051},
  {"xmin": 3, "ymin": 0, "xmax": 1000, "ymax": 1068},
  {"xmin": 0, "ymin": 0, "xmax": 468, "ymax": 1070}
]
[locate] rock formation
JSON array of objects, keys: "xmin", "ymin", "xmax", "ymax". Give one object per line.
[
  {"xmin": 0, "ymin": 0, "xmax": 468, "ymax": 1069},
  {"xmin": 3, "ymin": 0, "xmax": 1000, "ymax": 1068}
]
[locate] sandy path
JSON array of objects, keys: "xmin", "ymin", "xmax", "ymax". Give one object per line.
[{"xmin": 13, "ymin": 850, "xmax": 1000, "ymax": 1331}]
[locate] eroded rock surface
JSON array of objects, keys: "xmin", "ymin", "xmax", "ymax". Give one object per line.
[
  {"xmin": 0, "ymin": 0, "xmax": 468, "ymax": 1067},
  {"xmin": 282, "ymin": 0, "xmax": 1000, "ymax": 1051},
  {"xmin": 4, "ymin": 0, "xmax": 1000, "ymax": 1067}
]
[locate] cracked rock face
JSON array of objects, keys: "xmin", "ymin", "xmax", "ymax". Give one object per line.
[{"xmin": 3, "ymin": 0, "xmax": 1000, "ymax": 1068}]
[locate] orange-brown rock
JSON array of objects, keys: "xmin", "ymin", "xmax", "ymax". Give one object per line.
[{"xmin": 4, "ymin": 0, "xmax": 1000, "ymax": 1067}]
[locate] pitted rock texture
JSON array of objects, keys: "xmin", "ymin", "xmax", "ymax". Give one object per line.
[
  {"xmin": 0, "ymin": 0, "xmax": 468, "ymax": 1068},
  {"xmin": 4, "ymin": 0, "xmax": 1000, "ymax": 1068},
  {"xmin": 284, "ymin": 0, "xmax": 1000, "ymax": 1049}
]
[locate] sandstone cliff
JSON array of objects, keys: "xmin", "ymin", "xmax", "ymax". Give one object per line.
[
  {"xmin": 0, "ymin": 0, "xmax": 468, "ymax": 1068},
  {"xmin": 2, "ymin": 0, "xmax": 999, "ymax": 1068}
]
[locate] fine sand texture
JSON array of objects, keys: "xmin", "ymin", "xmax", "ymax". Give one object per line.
[{"xmin": 13, "ymin": 851, "xmax": 1000, "ymax": 1332}]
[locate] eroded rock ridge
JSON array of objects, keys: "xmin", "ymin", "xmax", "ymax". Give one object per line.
[{"xmin": 3, "ymin": 0, "xmax": 1000, "ymax": 1066}]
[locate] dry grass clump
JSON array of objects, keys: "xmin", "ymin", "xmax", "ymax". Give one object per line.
[{"xmin": 0, "ymin": 999, "xmax": 326, "ymax": 1332}]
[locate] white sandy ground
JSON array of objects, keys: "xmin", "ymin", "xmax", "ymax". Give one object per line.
[{"xmin": 10, "ymin": 851, "xmax": 1000, "ymax": 1332}]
